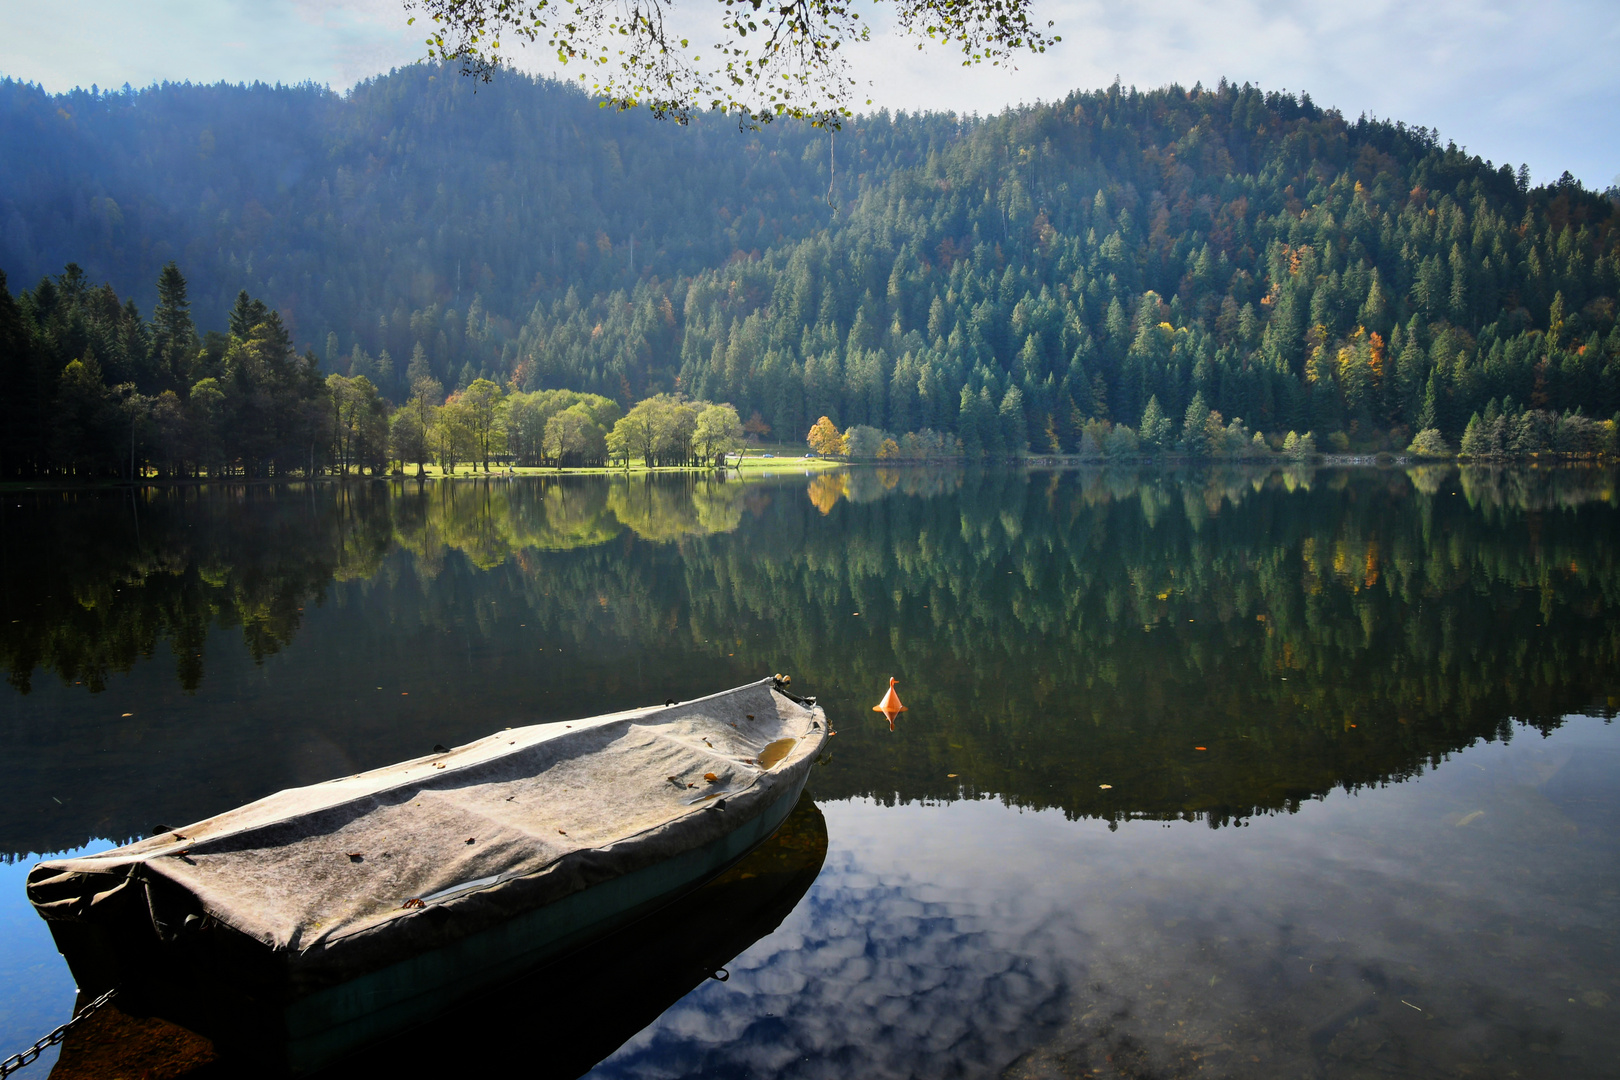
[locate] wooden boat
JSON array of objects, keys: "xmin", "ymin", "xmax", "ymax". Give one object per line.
[
  {"xmin": 29, "ymin": 677, "xmax": 827, "ymax": 1076},
  {"xmin": 48, "ymin": 795, "xmax": 830, "ymax": 1079}
]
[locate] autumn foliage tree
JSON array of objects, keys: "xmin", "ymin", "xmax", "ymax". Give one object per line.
[{"xmin": 807, "ymin": 415, "xmax": 845, "ymax": 456}]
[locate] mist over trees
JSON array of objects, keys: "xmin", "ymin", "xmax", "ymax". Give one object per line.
[{"xmin": 2, "ymin": 68, "xmax": 1618, "ymax": 475}]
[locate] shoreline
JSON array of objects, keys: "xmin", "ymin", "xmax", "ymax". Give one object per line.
[
  {"xmin": 4, "ymin": 453, "xmax": 1614, "ymax": 493},
  {"xmin": 0, "ymin": 457, "xmax": 846, "ymax": 492}
]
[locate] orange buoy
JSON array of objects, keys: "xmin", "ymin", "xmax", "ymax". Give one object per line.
[
  {"xmin": 873, "ymin": 677, "xmax": 907, "ymax": 731},
  {"xmin": 873, "ymin": 677, "xmax": 906, "ymax": 715}
]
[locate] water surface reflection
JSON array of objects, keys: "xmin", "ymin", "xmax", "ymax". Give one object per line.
[
  {"xmin": 597, "ymin": 719, "xmax": 1618, "ymax": 1079},
  {"xmin": 2, "ymin": 465, "xmax": 1618, "ymax": 1077}
]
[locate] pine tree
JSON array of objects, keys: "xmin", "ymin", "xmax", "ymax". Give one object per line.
[
  {"xmin": 998, "ymin": 387, "xmax": 1027, "ymax": 455},
  {"xmin": 958, "ymin": 385, "xmax": 983, "ymax": 456},
  {"xmin": 1394, "ymin": 320, "xmax": 1428, "ymax": 427},
  {"xmin": 1448, "ymin": 243, "xmax": 1470, "ymax": 325},
  {"xmin": 1180, "ymin": 392, "xmax": 1212, "ymax": 456},
  {"xmin": 227, "ymin": 289, "xmax": 268, "ymax": 340},
  {"xmin": 407, "ymin": 342, "xmax": 432, "ymax": 386},
  {"xmin": 1460, "ymin": 412, "xmax": 1488, "ymax": 457},
  {"xmin": 151, "ymin": 262, "xmax": 196, "ymax": 392},
  {"xmin": 1358, "ymin": 269, "xmax": 1390, "ymax": 336},
  {"xmin": 1139, "ymin": 394, "xmax": 1171, "ymax": 450},
  {"xmin": 1090, "ymin": 371, "xmax": 1110, "ymax": 422},
  {"xmin": 980, "ymin": 386, "xmax": 1004, "ymax": 455},
  {"xmin": 1416, "ymin": 374, "xmax": 1439, "ymax": 433},
  {"xmin": 0, "ymin": 270, "xmax": 44, "ymax": 477}
]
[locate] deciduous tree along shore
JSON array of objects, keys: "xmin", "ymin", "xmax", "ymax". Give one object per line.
[
  {"xmin": 3, "ymin": 73, "xmax": 1619, "ymax": 477},
  {"xmin": 2, "ymin": 259, "xmax": 1614, "ymax": 480},
  {"xmin": 0, "ymin": 264, "xmax": 751, "ymax": 478}
]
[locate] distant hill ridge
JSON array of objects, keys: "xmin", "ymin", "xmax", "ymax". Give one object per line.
[{"xmin": 2, "ymin": 66, "xmax": 1616, "ymax": 450}]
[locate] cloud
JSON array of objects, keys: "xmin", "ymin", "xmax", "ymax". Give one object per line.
[{"xmin": 0, "ymin": 0, "xmax": 420, "ymax": 91}]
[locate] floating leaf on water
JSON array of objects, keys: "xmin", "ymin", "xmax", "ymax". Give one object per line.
[
  {"xmin": 947, "ymin": 773, "xmax": 958, "ymax": 778},
  {"xmin": 1099, "ymin": 784, "xmax": 1112, "ymax": 790},
  {"xmin": 1456, "ymin": 810, "xmax": 1485, "ymax": 827}
]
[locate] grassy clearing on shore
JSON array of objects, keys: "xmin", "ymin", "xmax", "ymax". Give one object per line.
[
  {"xmin": 0, "ymin": 456, "xmax": 844, "ymax": 489},
  {"xmin": 401, "ymin": 454, "xmax": 841, "ymax": 479}
]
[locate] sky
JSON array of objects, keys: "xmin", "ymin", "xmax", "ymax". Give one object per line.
[{"xmin": 1, "ymin": 0, "xmax": 1615, "ymax": 191}]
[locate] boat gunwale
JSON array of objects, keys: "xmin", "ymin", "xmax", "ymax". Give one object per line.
[
  {"xmin": 29, "ymin": 679, "xmax": 826, "ymax": 962},
  {"xmin": 37, "ymin": 676, "xmax": 800, "ymax": 876}
]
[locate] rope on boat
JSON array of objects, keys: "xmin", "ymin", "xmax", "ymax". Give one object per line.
[{"xmin": 0, "ymin": 987, "xmax": 119, "ymax": 1076}]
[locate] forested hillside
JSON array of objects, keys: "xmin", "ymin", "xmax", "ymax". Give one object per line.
[
  {"xmin": 0, "ymin": 67, "xmax": 949, "ymax": 357},
  {"xmin": 2, "ymin": 68, "xmax": 1618, "ymax": 477}
]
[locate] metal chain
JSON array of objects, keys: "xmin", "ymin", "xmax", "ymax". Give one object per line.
[{"xmin": 0, "ymin": 988, "xmax": 119, "ymax": 1077}]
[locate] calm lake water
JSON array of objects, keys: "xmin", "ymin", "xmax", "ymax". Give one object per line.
[{"xmin": 3, "ymin": 465, "xmax": 1618, "ymax": 1078}]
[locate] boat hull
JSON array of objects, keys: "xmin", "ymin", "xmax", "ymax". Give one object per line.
[
  {"xmin": 30, "ymin": 679, "xmax": 828, "ymax": 1076},
  {"xmin": 283, "ymin": 765, "xmax": 812, "ymax": 1072},
  {"xmin": 50, "ymin": 795, "xmax": 831, "ymax": 1080}
]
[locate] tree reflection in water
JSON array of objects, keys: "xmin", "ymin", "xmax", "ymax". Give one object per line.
[
  {"xmin": 2, "ymin": 465, "xmax": 1617, "ymax": 859},
  {"xmin": 4, "ymin": 465, "xmax": 1619, "ymax": 1079}
]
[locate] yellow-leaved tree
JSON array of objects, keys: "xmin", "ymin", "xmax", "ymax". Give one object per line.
[{"xmin": 806, "ymin": 415, "xmax": 844, "ymax": 456}]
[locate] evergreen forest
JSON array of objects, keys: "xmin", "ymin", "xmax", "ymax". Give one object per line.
[{"xmin": 3, "ymin": 67, "xmax": 1619, "ymax": 478}]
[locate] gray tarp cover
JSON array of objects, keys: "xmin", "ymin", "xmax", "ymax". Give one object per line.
[{"xmin": 29, "ymin": 679, "xmax": 824, "ymax": 988}]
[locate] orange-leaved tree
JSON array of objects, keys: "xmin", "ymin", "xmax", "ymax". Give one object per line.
[{"xmin": 806, "ymin": 416, "xmax": 845, "ymax": 456}]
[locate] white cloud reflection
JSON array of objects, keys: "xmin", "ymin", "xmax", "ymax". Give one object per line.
[{"xmin": 591, "ymin": 717, "xmax": 1620, "ymax": 1078}]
